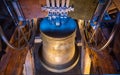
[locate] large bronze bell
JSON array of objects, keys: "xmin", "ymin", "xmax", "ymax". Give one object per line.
[{"xmin": 39, "ymin": 17, "xmax": 80, "ymax": 73}]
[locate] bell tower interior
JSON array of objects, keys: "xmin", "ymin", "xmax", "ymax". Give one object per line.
[{"xmin": 0, "ymin": 0, "xmax": 120, "ymax": 75}]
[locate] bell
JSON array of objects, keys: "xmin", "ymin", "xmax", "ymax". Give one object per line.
[{"xmin": 39, "ymin": 17, "xmax": 80, "ymax": 73}]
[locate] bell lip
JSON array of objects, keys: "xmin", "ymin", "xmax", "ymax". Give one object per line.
[
  {"xmin": 38, "ymin": 44, "xmax": 80, "ymax": 73},
  {"xmin": 40, "ymin": 29, "xmax": 77, "ymax": 41}
]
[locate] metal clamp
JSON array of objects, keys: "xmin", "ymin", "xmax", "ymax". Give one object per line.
[{"xmin": 42, "ymin": 0, "xmax": 74, "ymax": 18}]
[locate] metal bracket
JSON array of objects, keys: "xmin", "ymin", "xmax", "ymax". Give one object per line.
[{"xmin": 42, "ymin": 0, "xmax": 74, "ymax": 18}]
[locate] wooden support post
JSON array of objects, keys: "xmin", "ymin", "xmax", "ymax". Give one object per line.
[
  {"xmin": 51, "ymin": 0, "xmax": 55, "ymax": 7},
  {"xmin": 78, "ymin": 20, "xmax": 91, "ymax": 74},
  {"xmin": 80, "ymin": 42, "xmax": 91, "ymax": 74},
  {"xmin": 23, "ymin": 49, "xmax": 35, "ymax": 75},
  {"xmin": 62, "ymin": 0, "xmax": 65, "ymax": 7}
]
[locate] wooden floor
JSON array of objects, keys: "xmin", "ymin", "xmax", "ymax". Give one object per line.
[{"xmin": 0, "ymin": 46, "xmax": 28, "ymax": 75}]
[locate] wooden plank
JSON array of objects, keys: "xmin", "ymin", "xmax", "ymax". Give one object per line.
[
  {"xmin": 83, "ymin": 48, "xmax": 91, "ymax": 74},
  {"xmin": 0, "ymin": 47, "xmax": 28, "ymax": 75},
  {"xmin": 0, "ymin": 27, "xmax": 28, "ymax": 75},
  {"xmin": 4, "ymin": 49, "xmax": 27, "ymax": 75},
  {"xmin": 80, "ymin": 47, "xmax": 91, "ymax": 74},
  {"xmin": 113, "ymin": 0, "xmax": 120, "ymax": 11},
  {"xmin": 18, "ymin": 0, "xmax": 47, "ymax": 19},
  {"xmin": 108, "ymin": 3, "xmax": 116, "ymax": 11}
]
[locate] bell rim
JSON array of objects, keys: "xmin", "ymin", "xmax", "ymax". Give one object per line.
[{"xmin": 38, "ymin": 44, "xmax": 80, "ymax": 73}]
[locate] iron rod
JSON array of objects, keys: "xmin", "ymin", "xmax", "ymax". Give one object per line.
[
  {"xmin": 56, "ymin": 0, "xmax": 60, "ymax": 7},
  {"xmin": 12, "ymin": 1, "xmax": 22, "ymax": 20},
  {"xmin": 51, "ymin": 0, "xmax": 55, "ymax": 7},
  {"xmin": 46, "ymin": 0, "xmax": 50, "ymax": 7},
  {"xmin": 62, "ymin": 0, "xmax": 65, "ymax": 7},
  {"xmin": 66, "ymin": 0, "xmax": 70, "ymax": 7},
  {"xmin": 3, "ymin": 0, "xmax": 18, "ymax": 26}
]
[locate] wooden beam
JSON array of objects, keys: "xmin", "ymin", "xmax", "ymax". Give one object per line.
[
  {"xmin": 0, "ymin": 27, "xmax": 28, "ymax": 75},
  {"xmin": 23, "ymin": 50, "xmax": 35, "ymax": 75},
  {"xmin": 78, "ymin": 20, "xmax": 91, "ymax": 74},
  {"xmin": 108, "ymin": 3, "xmax": 116, "ymax": 12},
  {"xmin": 113, "ymin": 0, "xmax": 120, "ymax": 11},
  {"xmin": 83, "ymin": 48, "xmax": 91, "ymax": 74},
  {"xmin": 80, "ymin": 47, "xmax": 91, "ymax": 74}
]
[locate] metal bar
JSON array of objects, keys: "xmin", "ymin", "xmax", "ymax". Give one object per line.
[
  {"xmin": 16, "ymin": 1, "xmax": 25, "ymax": 20},
  {"xmin": 62, "ymin": 0, "xmax": 66, "ymax": 7},
  {"xmin": 12, "ymin": 1, "xmax": 24, "ymax": 21},
  {"xmin": 56, "ymin": 0, "xmax": 60, "ymax": 7},
  {"xmin": 3, "ymin": 0, "xmax": 18, "ymax": 26},
  {"xmin": 51, "ymin": 0, "xmax": 55, "ymax": 7},
  {"xmin": 94, "ymin": 0, "xmax": 112, "ymax": 23},
  {"xmin": 66, "ymin": 0, "xmax": 70, "ymax": 7},
  {"xmin": 46, "ymin": 0, "xmax": 50, "ymax": 7}
]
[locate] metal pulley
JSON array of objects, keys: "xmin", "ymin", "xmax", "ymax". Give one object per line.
[{"xmin": 39, "ymin": 0, "xmax": 79, "ymax": 73}]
